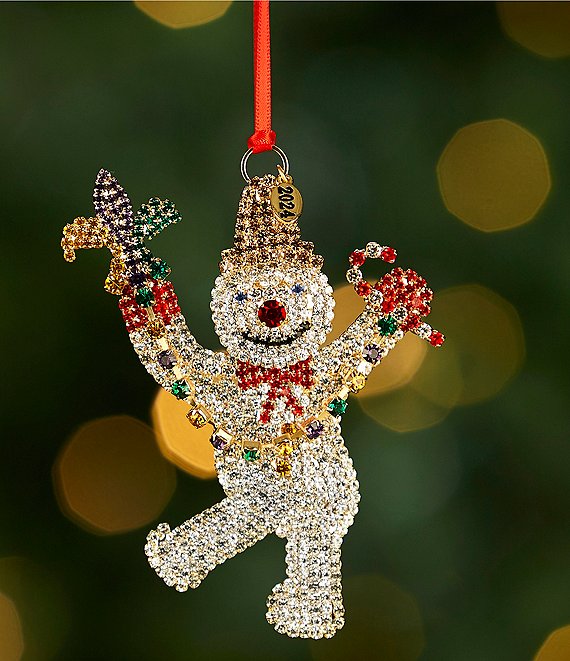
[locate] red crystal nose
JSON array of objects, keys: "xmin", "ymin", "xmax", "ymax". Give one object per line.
[{"xmin": 258, "ymin": 300, "xmax": 287, "ymax": 328}]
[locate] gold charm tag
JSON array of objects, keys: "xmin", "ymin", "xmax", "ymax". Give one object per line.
[{"xmin": 270, "ymin": 165, "xmax": 303, "ymax": 224}]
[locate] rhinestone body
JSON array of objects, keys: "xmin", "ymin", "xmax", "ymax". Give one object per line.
[{"xmin": 66, "ymin": 171, "xmax": 445, "ymax": 642}]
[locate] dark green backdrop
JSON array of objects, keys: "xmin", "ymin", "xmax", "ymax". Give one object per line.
[{"xmin": 1, "ymin": 2, "xmax": 570, "ymax": 660}]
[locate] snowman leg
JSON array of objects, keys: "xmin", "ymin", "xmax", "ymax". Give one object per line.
[
  {"xmin": 266, "ymin": 522, "xmax": 345, "ymax": 639},
  {"xmin": 145, "ymin": 495, "xmax": 274, "ymax": 591}
]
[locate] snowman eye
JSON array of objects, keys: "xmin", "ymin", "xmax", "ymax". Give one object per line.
[
  {"xmin": 234, "ymin": 291, "xmax": 248, "ymax": 303},
  {"xmin": 292, "ymin": 284, "xmax": 304, "ymax": 294}
]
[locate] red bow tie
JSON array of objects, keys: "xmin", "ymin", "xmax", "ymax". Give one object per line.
[{"xmin": 236, "ymin": 358, "xmax": 314, "ymax": 424}]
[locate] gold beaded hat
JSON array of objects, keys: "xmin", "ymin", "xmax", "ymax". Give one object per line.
[{"xmin": 219, "ymin": 175, "xmax": 324, "ymax": 274}]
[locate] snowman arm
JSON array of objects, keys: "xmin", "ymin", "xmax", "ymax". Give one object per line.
[
  {"xmin": 119, "ymin": 286, "xmax": 228, "ymax": 401},
  {"xmin": 317, "ymin": 304, "xmax": 402, "ymax": 381},
  {"xmin": 62, "ymin": 169, "xmax": 227, "ymax": 401},
  {"xmin": 317, "ymin": 257, "xmax": 447, "ymax": 395},
  {"xmin": 317, "ymin": 297, "xmax": 444, "ymax": 402}
]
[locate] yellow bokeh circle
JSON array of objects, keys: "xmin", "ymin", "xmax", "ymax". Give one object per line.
[
  {"xmin": 54, "ymin": 416, "xmax": 176, "ymax": 535},
  {"xmin": 534, "ymin": 624, "xmax": 570, "ymax": 661},
  {"xmin": 152, "ymin": 389, "xmax": 217, "ymax": 479},
  {"xmin": 498, "ymin": 2, "xmax": 570, "ymax": 59},
  {"xmin": 428, "ymin": 284, "xmax": 525, "ymax": 406},
  {"xmin": 135, "ymin": 1, "xmax": 232, "ymax": 29},
  {"xmin": 327, "ymin": 283, "xmax": 365, "ymax": 344},
  {"xmin": 331, "ymin": 284, "xmax": 428, "ymax": 397},
  {"xmin": 0, "ymin": 592, "xmax": 24, "ymax": 661},
  {"xmin": 358, "ymin": 285, "xmax": 525, "ymax": 432},
  {"xmin": 438, "ymin": 119, "xmax": 550, "ymax": 231},
  {"xmin": 358, "ymin": 342, "xmax": 462, "ymax": 434},
  {"xmin": 0, "ymin": 557, "xmax": 68, "ymax": 661},
  {"xmin": 310, "ymin": 574, "xmax": 425, "ymax": 661}
]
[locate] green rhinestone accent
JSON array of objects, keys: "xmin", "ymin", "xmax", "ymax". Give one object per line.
[
  {"xmin": 150, "ymin": 258, "xmax": 170, "ymax": 280},
  {"xmin": 140, "ymin": 246, "xmax": 153, "ymax": 265},
  {"xmin": 243, "ymin": 447, "xmax": 260, "ymax": 462},
  {"xmin": 378, "ymin": 315, "xmax": 398, "ymax": 336},
  {"xmin": 135, "ymin": 197, "xmax": 182, "ymax": 240},
  {"xmin": 328, "ymin": 398, "xmax": 348, "ymax": 416},
  {"xmin": 133, "ymin": 224, "xmax": 145, "ymax": 240},
  {"xmin": 135, "ymin": 286, "xmax": 154, "ymax": 307},
  {"xmin": 171, "ymin": 379, "xmax": 191, "ymax": 400}
]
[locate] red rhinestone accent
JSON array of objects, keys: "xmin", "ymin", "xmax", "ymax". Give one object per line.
[
  {"xmin": 153, "ymin": 280, "xmax": 181, "ymax": 325},
  {"xmin": 380, "ymin": 246, "xmax": 397, "ymax": 263},
  {"xmin": 370, "ymin": 262, "xmax": 444, "ymax": 343},
  {"xmin": 381, "ymin": 298, "xmax": 396, "ymax": 314},
  {"xmin": 119, "ymin": 294, "xmax": 148, "ymax": 332},
  {"xmin": 258, "ymin": 300, "xmax": 287, "ymax": 328},
  {"xmin": 349, "ymin": 250, "xmax": 366, "ymax": 267},
  {"xmin": 236, "ymin": 358, "xmax": 314, "ymax": 424},
  {"xmin": 429, "ymin": 331, "xmax": 445, "ymax": 347},
  {"xmin": 119, "ymin": 280, "xmax": 181, "ymax": 332},
  {"xmin": 401, "ymin": 313, "xmax": 421, "ymax": 332},
  {"xmin": 355, "ymin": 281, "xmax": 372, "ymax": 297}
]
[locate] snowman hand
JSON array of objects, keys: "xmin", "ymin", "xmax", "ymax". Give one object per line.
[
  {"xmin": 62, "ymin": 169, "xmax": 219, "ymax": 393},
  {"xmin": 345, "ymin": 243, "xmax": 445, "ymax": 350},
  {"xmin": 319, "ymin": 245, "xmax": 445, "ymax": 399}
]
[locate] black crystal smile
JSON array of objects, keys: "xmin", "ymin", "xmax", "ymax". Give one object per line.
[{"xmin": 242, "ymin": 321, "xmax": 311, "ymax": 347}]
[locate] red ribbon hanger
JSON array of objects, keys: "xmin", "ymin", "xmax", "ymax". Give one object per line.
[{"xmin": 247, "ymin": 0, "xmax": 276, "ymax": 153}]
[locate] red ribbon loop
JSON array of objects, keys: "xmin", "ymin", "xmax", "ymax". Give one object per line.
[
  {"xmin": 248, "ymin": 0, "xmax": 276, "ymax": 153},
  {"xmin": 248, "ymin": 129, "xmax": 276, "ymax": 153}
]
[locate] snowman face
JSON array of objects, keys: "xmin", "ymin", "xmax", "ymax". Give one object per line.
[{"xmin": 211, "ymin": 265, "xmax": 335, "ymax": 368}]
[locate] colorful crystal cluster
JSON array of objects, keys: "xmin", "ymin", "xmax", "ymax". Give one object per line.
[
  {"xmin": 236, "ymin": 358, "xmax": 313, "ymax": 423},
  {"xmin": 346, "ymin": 243, "xmax": 445, "ymax": 349},
  {"xmin": 63, "ymin": 169, "xmax": 444, "ymax": 640},
  {"xmin": 62, "ymin": 169, "xmax": 181, "ymax": 296},
  {"xmin": 118, "ymin": 281, "xmax": 181, "ymax": 333}
]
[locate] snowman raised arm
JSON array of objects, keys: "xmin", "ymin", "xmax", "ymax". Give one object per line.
[{"xmin": 62, "ymin": 169, "xmax": 444, "ymax": 639}]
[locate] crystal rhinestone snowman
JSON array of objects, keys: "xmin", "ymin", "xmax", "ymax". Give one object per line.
[{"xmin": 62, "ymin": 168, "xmax": 444, "ymax": 639}]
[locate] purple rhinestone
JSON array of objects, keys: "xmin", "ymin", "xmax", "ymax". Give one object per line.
[
  {"xmin": 93, "ymin": 169, "xmax": 133, "ymax": 230},
  {"xmin": 157, "ymin": 350, "xmax": 176, "ymax": 370},
  {"xmin": 129, "ymin": 271, "xmax": 147, "ymax": 287},
  {"xmin": 305, "ymin": 420, "xmax": 324, "ymax": 439},
  {"xmin": 210, "ymin": 433, "xmax": 228, "ymax": 451},
  {"xmin": 363, "ymin": 343, "xmax": 381, "ymax": 364}
]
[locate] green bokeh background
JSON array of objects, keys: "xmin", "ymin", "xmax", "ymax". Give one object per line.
[{"xmin": 1, "ymin": 2, "xmax": 570, "ymax": 659}]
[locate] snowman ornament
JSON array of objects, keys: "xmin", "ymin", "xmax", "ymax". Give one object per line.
[{"xmin": 62, "ymin": 166, "xmax": 444, "ymax": 639}]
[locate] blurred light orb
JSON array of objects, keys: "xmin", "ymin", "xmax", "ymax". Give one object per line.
[
  {"xmin": 152, "ymin": 389, "xmax": 217, "ymax": 479},
  {"xmin": 0, "ymin": 592, "xmax": 24, "ymax": 661},
  {"xmin": 310, "ymin": 574, "xmax": 424, "ymax": 661},
  {"xmin": 358, "ymin": 284, "xmax": 524, "ymax": 432},
  {"xmin": 498, "ymin": 2, "xmax": 570, "ymax": 59},
  {"xmin": 358, "ymin": 300, "xmax": 463, "ymax": 433},
  {"xmin": 327, "ymin": 283, "xmax": 364, "ymax": 343},
  {"xmin": 438, "ymin": 119, "xmax": 551, "ymax": 231},
  {"xmin": 0, "ymin": 557, "xmax": 68, "ymax": 661},
  {"xmin": 359, "ymin": 383, "xmax": 456, "ymax": 433},
  {"xmin": 54, "ymin": 416, "xmax": 176, "ymax": 535},
  {"xmin": 429, "ymin": 284, "xmax": 525, "ymax": 406},
  {"xmin": 534, "ymin": 624, "xmax": 570, "ymax": 660},
  {"xmin": 327, "ymin": 285, "xmax": 428, "ymax": 398},
  {"xmin": 357, "ymin": 333, "xmax": 427, "ymax": 398},
  {"xmin": 331, "ymin": 285, "xmax": 428, "ymax": 397},
  {"xmin": 135, "ymin": 1, "xmax": 232, "ymax": 29}
]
